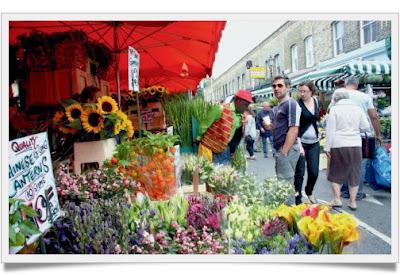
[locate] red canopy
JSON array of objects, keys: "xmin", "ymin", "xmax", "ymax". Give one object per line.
[{"xmin": 9, "ymin": 21, "xmax": 226, "ymax": 93}]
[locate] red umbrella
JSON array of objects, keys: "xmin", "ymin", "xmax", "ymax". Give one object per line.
[{"xmin": 9, "ymin": 21, "xmax": 226, "ymax": 97}]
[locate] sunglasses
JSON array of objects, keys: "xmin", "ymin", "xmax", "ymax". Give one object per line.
[{"xmin": 272, "ymin": 83, "xmax": 285, "ymax": 88}]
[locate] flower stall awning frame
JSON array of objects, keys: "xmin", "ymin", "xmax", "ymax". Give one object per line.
[
  {"xmin": 291, "ymin": 60, "xmax": 392, "ymax": 92},
  {"xmin": 9, "ymin": 21, "xmax": 226, "ymax": 96}
]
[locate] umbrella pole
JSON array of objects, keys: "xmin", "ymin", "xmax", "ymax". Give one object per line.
[
  {"xmin": 136, "ymin": 92, "xmax": 142, "ymax": 138},
  {"xmin": 113, "ymin": 23, "xmax": 121, "ymax": 106}
]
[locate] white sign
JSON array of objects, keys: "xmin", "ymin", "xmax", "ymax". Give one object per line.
[
  {"xmin": 8, "ymin": 132, "xmax": 61, "ymax": 248},
  {"xmin": 128, "ymin": 46, "xmax": 140, "ymax": 92}
]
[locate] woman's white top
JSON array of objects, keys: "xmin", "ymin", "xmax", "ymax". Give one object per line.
[
  {"xmin": 325, "ymin": 99, "xmax": 370, "ymax": 152},
  {"xmin": 244, "ymin": 114, "xmax": 257, "ymax": 140}
]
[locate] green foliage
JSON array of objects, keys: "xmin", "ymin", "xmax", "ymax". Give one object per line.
[
  {"xmin": 161, "ymin": 94, "xmax": 192, "ymax": 147},
  {"xmin": 9, "ymin": 198, "xmax": 40, "ymax": 247},
  {"xmin": 231, "ymin": 143, "xmax": 247, "ymax": 174},
  {"xmin": 268, "ymin": 96, "xmax": 279, "ymax": 107},
  {"xmin": 380, "ymin": 117, "xmax": 391, "ymax": 138},
  {"xmin": 376, "ymin": 97, "xmax": 390, "ymax": 110},
  {"xmin": 131, "ymin": 130, "xmax": 179, "ymax": 157}
]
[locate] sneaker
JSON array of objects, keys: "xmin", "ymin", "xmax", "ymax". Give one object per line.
[
  {"xmin": 295, "ymin": 196, "xmax": 302, "ymax": 205},
  {"xmin": 307, "ymin": 195, "xmax": 318, "ymax": 204},
  {"xmin": 264, "ymin": 154, "xmax": 268, "ymax": 158}
]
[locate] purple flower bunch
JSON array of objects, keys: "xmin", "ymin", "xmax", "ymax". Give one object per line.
[
  {"xmin": 284, "ymin": 234, "xmax": 314, "ymax": 254},
  {"xmin": 186, "ymin": 194, "xmax": 228, "ymax": 231},
  {"xmin": 54, "ymin": 196, "xmax": 132, "ymax": 254},
  {"xmin": 170, "ymin": 221, "xmax": 226, "ymax": 254},
  {"xmin": 55, "ymin": 162, "xmax": 139, "ymax": 205},
  {"xmin": 262, "ymin": 217, "xmax": 289, "ymax": 237},
  {"xmin": 40, "ymin": 218, "xmax": 80, "ymax": 254}
]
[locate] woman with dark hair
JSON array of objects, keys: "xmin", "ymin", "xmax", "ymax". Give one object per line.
[
  {"xmin": 293, "ymin": 81, "xmax": 321, "ymax": 205},
  {"xmin": 79, "ymin": 86, "xmax": 102, "ymax": 103}
]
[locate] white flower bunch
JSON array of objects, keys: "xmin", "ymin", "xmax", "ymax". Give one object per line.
[{"xmin": 262, "ymin": 177, "xmax": 295, "ymax": 208}]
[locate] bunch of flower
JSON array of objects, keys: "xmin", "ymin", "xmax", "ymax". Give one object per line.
[
  {"xmin": 186, "ymin": 194, "xmax": 230, "ymax": 231},
  {"xmin": 42, "ymin": 196, "xmax": 132, "ymax": 254},
  {"xmin": 235, "ymin": 173, "xmax": 263, "ymax": 206},
  {"xmin": 55, "ymin": 162, "xmax": 139, "ymax": 205},
  {"xmin": 169, "ymin": 221, "xmax": 226, "ymax": 254},
  {"xmin": 206, "ymin": 165, "xmax": 241, "ymax": 195},
  {"xmin": 284, "ymin": 234, "xmax": 314, "ymax": 254},
  {"xmin": 272, "ymin": 204, "xmax": 359, "ymax": 254},
  {"xmin": 262, "ymin": 177, "xmax": 296, "ymax": 208},
  {"xmin": 140, "ymin": 85, "xmax": 169, "ymax": 100},
  {"xmin": 224, "ymin": 200, "xmax": 271, "ymax": 244},
  {"xmin": 52, "ymin": 96, "xmax": 134, "ymax": 141},
  {"xmin": 127, "ymin": 131, "xmax": 179, "ymax": 200},
  {"xmin": 262, "ymin": 217, "xmax": 289, "ymax": 237},
  {"xmin": 181, "ymin": 154, "xmax": 215, "ymax": 185}
]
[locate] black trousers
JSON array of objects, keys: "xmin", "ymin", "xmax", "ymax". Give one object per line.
[
  {"xmin": 294, "ymin": 142, "xmax": 320, "ymax": 197},
  {"xmin": 245, "ymin": 136, "xmax": 255, "ymax": 157}
]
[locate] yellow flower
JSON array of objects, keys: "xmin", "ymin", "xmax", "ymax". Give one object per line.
[
  {"xmin": 65, "ymin": 103, "xmax": 83, "ymax": 122},
  {"xmin": 271, "ymin": 204, "xmax": 294, "ymax": 225},
  {"xmin": 52, "ymin": 111, "xmax": 64, "ymax": 126},
  {"xmin": 81, "ymin": 109, "xmax": 104, "ymax": 134},
  {"xmin": 53, "ymin": 111, "xmax": 78, "ymax": 134},
  {"xmin": 97, "ymin": 96, "xmax": 118, "ymax": 114},
  {"xmin": 116, "ymin": 110, "xmax": 128, "ymax": 121},
  {"xmin": 298, "ymin": 216, "xmax": 326, "ymax": 247},
  {"xmin": 126, "ymin": 119, "xmax": 134, "ymax": 138},
  {"xmin": 114, "ymin": 121, "xmax": 122, "ymax": 135}
]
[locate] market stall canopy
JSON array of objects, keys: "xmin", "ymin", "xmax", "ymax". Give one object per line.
[
  {"xmin": 9, "ymin": 21, "xmax": 226, "ymax": 93},
  {"xmin": 291, "ymin": 60, "xmax": 392, "ymax": 92}
]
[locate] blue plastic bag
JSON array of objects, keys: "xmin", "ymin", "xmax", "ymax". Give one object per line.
[{"xmin": 371, "ymin": 147, "xmax": 391, "ymax": 189}]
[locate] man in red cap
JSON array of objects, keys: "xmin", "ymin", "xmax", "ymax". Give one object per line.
[{"xmin": 197, "ymin": 89, "xmax": 253, "ymax": 164}]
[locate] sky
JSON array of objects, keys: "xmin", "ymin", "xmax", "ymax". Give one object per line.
[{"xmin": 211, "ymin": 20, "xmax": 287, "ymax": 78}]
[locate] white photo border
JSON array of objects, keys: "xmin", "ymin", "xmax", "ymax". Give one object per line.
[{"xmin": 1, "ymin": 12, "xmax": 399, "ymax": 263}]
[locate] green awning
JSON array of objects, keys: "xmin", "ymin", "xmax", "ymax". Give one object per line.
[{"xmin": 291, "ymin": 61, "xmax": 391, "ymax": 92}]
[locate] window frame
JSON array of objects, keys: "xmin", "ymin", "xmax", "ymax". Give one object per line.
[
  {"xmin": 304, "ymin": 36, "xmax": 314, "ymax": 68},
  {"xmin": 360, "ymin": 20, "xmax": 377, "ymax": 46},
  {"xmin": 332, "ymin": 21, "xmax": 344, "ymax": 56},
  {"xmin": 291, "ymin": 44, "xmax": 298, "ymax": 73}
]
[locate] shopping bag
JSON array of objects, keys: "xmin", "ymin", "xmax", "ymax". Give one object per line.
[{"xmin": 371, "ymin": 147, "xmax": 391, "ymax": 189}]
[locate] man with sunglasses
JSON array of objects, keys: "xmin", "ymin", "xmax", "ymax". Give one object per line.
[
  {"xmin": 197, "ymin": 89, "xmax": 253, "ymax": 165},
  {"xmin": 271, "ymin": 76, "xmax": 302, "ymax": 184}
]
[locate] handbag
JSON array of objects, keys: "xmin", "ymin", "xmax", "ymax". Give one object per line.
[{"xmin": 361, "ymin": 133, "xmax": 376, "ymax": 159}]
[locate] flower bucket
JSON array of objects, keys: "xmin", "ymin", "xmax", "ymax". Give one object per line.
[{"xmin": 73, "ymin": 138, "xmax": 116, "ymax": 174}]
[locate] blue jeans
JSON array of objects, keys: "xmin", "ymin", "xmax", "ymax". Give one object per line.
[
  {"xmin": 341, "ymin": 158, "xmax": 368, "ymax": 199},
  {"xmin": 213, "ymin": 146, "xmax": 231, "ymax": 165},
  {"xmin": 261, "ymin": 135, "xmax": 275, "ymax": 157}
]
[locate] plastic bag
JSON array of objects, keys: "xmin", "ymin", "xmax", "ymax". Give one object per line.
[{"xmin": 371, "ymin": 147, "xmax": 391, "ymax": 189}]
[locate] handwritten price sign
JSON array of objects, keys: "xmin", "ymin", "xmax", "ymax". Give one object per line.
[{"xmin": 8, "ymin": 132, "xmax": 61, "ymax": 248}]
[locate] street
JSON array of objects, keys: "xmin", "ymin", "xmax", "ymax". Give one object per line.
[{"xmin": 247, "ymin": 150, "xmax": 392, "ymax": 254}]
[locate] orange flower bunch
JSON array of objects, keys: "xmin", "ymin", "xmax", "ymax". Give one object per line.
[{"xmin": 134, "ymin": 147, "xmax": 176, "ymax": 200}]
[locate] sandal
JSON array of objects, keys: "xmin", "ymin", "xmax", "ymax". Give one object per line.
[
  {"xmin": 348, "ymin": 204, "xmax": 357, "ymax": 211},
  {"xmin": 329, "ymin": 200, "xmax": 343, "ymax": 208}
]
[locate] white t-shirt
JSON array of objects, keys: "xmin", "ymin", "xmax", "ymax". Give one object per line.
[{"xmin": 244, "ymin": 114, "xmax": 257, "ymax": 140}]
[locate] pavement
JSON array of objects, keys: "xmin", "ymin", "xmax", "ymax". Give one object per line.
[{"xmin": 246, "ymin": 149, "xmax": 392, "ymax": 254}]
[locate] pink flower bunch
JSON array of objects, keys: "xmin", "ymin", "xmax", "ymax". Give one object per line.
[
  {"xmin": 301, "ymin": 205, "xmax": 321, "ymax": 219},
  {"xmin": 186, "ymin": 194, "xmax": 228, "ymax": 231},
  {"xmin": 171, "ymin": 221, "xmax": 226, "ymax": 254},
  {"xmin": 55, "ymin": 162, "xmax": 139, "ymax": 205}
]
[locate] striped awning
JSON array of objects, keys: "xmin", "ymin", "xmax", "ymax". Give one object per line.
[{"xmin": 291, "ymin": 61, "xmax": 391, "ymax": 92}]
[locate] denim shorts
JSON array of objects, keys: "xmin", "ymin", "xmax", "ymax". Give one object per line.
[{"xmin": 275, "ymin": 143, "xmax": 301, "ymax": 182}]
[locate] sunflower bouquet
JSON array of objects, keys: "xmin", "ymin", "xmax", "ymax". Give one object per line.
[{"xmin": 53, "ymin": 95, "xmax": 134, "ymax": 141}]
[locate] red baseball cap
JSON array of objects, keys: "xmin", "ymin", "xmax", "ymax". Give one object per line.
[{"xmin": 235, "ymin": 89, "xmax": 253, "ymax": 103}]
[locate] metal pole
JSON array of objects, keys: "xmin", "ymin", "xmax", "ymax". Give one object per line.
[
  {"xmin": 136, "ymin": 92, "xmax": 142, "ymax": 138},
  {"xmin": 113, "ymin": 22, "xmax": 121, "ymax": 107}
]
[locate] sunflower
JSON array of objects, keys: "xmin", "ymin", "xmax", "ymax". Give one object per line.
[
  {"xmin": 116, "ymin": 110, "xmax": 128, "ymax": 121},
  {"xmin": 114, "ymin": 121, "xmax": 123, "ymax": 135},
  {"xmin": 81, "ymin": 109, "xmax": 104, "ymax": 134},
  {"xmin": 52, "ymin": 111, "xmax": 64, "ymax": 126},
  {"xmin": 125, "ymin": 119, "xmax": 134, "ymax": 138},
  {"xmin": 65, "ymin": 104, "xmax": 83, "ymax": 122},
  {"xmin": 53, "ymin": 111, "xmax": 78, "ymax": 134},
  {"xmin": 97, "ymin": 96, "xmax": 118, "ymax": 114}
]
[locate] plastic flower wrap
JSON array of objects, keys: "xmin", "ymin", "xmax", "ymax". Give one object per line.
[{"xmin": 181, "ymin": 154, "xmax": 214, "ymax": 185}]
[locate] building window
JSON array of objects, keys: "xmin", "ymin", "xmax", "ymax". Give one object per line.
[
  {"xmin": 274, "ymin": 54, "xmax": 280, "ymax": 75},
  {"xmin": 361, "ymin": 21, "xmax": 377, "ymax": 45},
  {"xmin": 242, "ymin": 73, "xmax": 245, "ymax": 88},
  {"xmin": 291, "ymin": 44, "xmax": 298, "ymax": 72},
  {"xmin": 232, "ymin": 80, "xmax": 235, "ymax": 93},
  {"xmin": 304, "ymin": 36, "xmax": 314, "ymax": 67},
  {"xmin": 333, "ymin": 21, "xmax": 344, "ymax": 56},
  {"xmin": 237, "ymin": 76, "xmax": 240, "ymax": 90}
]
